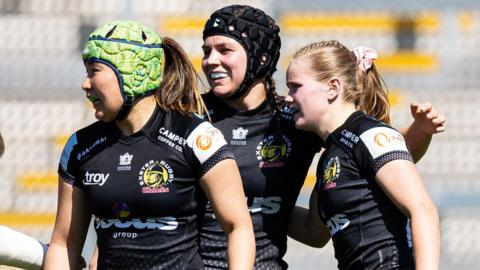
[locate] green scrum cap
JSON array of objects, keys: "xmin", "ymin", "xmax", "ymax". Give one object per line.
[{"xmin": 82, "ymin": 21, "xmax": 164, "ymax": 106}]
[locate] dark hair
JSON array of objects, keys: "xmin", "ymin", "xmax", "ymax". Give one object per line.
[
  {"xmin": 156, "ymin": 37, "xmax": 207, "ymax": 116},
  {"xmin": 293, "ymin": 40, "xmax": 391, "ymax": 124}
]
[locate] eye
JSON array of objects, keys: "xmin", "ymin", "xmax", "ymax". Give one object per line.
[
  {"xmin": 219, "ymin": 47, "xmax": 233, "ymax": 54},
  {"xmin": 202, "ymin": 48, "xmax": 211, "ymax": 59},
  {"xmin": 287, "ymin": 82, "xmax": 301, "ymax": 93},
  {"xmin": 85, "ymin": 66, "xmax": 101, "ymax": 77}
]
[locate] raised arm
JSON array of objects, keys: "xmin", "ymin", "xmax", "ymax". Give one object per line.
[
  {"xmin": 44, "ymin": 178, "xmax": 91, "ymax": 270},
  {"xmin": 376, "ymin": 160, "xmax": 440, "ymax": 270},
  {"xmin": 400, "ymin": 102, "xmax": 446, "ymax": 162},
  {"xmin": 200, "ymin": 158, "xmax": 255, "ymax": 270},
  {"xmin": 287, "ymin": 188, "xmax": 331, "ymax": 248}
]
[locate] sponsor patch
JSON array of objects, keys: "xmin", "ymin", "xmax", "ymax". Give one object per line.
[{"xmin": 360, "ymin": 127, "xmax": 408, "ymax": 159}]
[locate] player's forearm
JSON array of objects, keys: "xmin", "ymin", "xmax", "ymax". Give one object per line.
[
  {"xmin": 44, "ymin": 241, "xmax": 82, "ymax": 270},
  {"xmin": 288, "ymin": 206, "xmax": 330, "ymax": 248},
  {"xmin": 410, "ymin": 204, "xmax": 440, "ymax": 270},
  {"xmin": 287, "ymin": 206, "xmax": 313, "ymax": 245},
  {"xmin": 226, "ymin": 223, "xmax": 255, "ymax": 270}
]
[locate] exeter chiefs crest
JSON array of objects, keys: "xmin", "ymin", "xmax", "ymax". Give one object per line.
[
  {"xmin": 256, "ymin": 134, "xmax": 292, "ymax": 168},
  {"xmin": 323, "ymin": 156, "xmax": 340, "ymax": 190},
  {"xmin": 138, "ymin": 160, "xmax": 174, "ymax": 193}
]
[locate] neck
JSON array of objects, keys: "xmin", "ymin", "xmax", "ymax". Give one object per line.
[
  {"xmin": 315, "ymin": 102, "xmax": 356, "ymax": 141},
  {"xmin": 116, "ymin": 95, "xmax": 157, "ymax": 136},
  {"xmin": 224, "ymin": 80, "xmax": 267, "ymax": 111}
]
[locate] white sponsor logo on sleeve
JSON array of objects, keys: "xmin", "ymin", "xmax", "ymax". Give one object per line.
[{"xmin": 360, "ymin": 127, "xmax": 408, "ymax": 159}]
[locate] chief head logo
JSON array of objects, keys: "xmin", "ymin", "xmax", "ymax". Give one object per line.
[
  {"xmin": 323, "ymin": 157, "xmax": 340, "ymax": 189},
  {"xmin": 256, "ymin": 135, "xmax": 292, "ymax": 168},
  {"xmin": 138, "ymin": 160, "xmax": 173, "ymax": 193},
  {"xmin": 260, "ymin": 140, "xmax": 287, "ymax": 161}
]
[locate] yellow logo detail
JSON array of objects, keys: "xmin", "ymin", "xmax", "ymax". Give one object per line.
[
  {"xmin": 323, "ymin": 157, "xmax": 340, "ymax": 184},
  {"xmin": 142, "ymin": 162, "xmax": 171, "ymax": 188},
  {"xmin": 374, "ymin": 131, "xmax": 403, "ymax": 147},
  {"xmin": 260, "ymin": 141, "xmax": 288, "ymax": 161}
]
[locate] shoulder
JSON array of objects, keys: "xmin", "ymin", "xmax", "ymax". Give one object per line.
[
  {"xmin": 342, "ymin": 115, "xmax": 408, "ymax": 159},
  {"xmin": 62, "ymin": 121, "xmax": 111, "ymax": 153},
  {"xmin": 60, "ymin": 121, "xmax": 112, "ymax": 171},
  {"xmin": 154, "ymin": 109, "xmax": 205, "ymax": 135}
]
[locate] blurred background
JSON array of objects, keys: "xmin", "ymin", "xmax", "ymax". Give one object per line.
[{"xmin": 0, "ymin": 0, "xmax": 479, "ymax": 269}]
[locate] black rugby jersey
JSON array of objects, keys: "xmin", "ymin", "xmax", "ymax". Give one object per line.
[
  {"xmin": 58, "ymin": 105, "xmax": 233, "ymax": 270},
  {"xmin": 315, "ymin": 111, "xmax": 414, "ymax": 270},
  {"xmin": 199, "ymin": 92, "xmax": 322, "ymax": 269}
]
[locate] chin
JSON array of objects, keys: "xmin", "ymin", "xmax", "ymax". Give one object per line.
[
  {"xmin": 95, "ymin": 111, "xmax": 114, "ymax": 122},
  {"xmin": 211, "ymin": 88, "xmax": 235, "ymax": 99},
  {"xmin": 294, "ymin": 119, "xmax": 313, "ymax": 132}
]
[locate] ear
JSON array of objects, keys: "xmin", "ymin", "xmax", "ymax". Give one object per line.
[{"xmin": 326, "ymin": 78, "xmax": 341, "ymax": 100}]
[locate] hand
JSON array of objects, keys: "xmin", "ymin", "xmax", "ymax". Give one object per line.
[{"xmin": 410, "ymin": 102, "xmax": 446, "ymax": 135}]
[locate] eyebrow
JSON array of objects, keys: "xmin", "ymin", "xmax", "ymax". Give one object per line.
[{"xmin": 202, "ymin": 41, "xmax": 236, "ymax": 50}]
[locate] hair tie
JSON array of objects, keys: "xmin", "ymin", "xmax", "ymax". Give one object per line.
[{"xmin": 353, "ymin": 46, "xmax": 378, "ymax": 71}]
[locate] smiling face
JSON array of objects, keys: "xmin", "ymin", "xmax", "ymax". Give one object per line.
[
  {"xmin": 201, "ymin": 35, "xmax": 248, "ymax": 98},
  {"xmin": 285, "ymin": 59, "xmax": 331, "ymax": 132},
  {"xmin": 82, "ymin": 62, "xmax": 124, "ymax": 122}
]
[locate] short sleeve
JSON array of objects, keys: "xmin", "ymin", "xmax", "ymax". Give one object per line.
[
  {"xmin": 358, "ymin": 126, "xmax": 413, "ymax": 174},
  {"xmin": 186, "ymin": 121, "xmax": 235, "ymax": 176},
  {"xmin": 58, "ymin": 133, "xmax": 80, "ymax": 186}
]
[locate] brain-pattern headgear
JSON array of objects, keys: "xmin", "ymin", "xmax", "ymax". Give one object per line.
[
  {"xmin": 82, "ymin": 21, "xmax": 164, "ymax": 107},
  {"xmin": 203, "ymin": 5, "xmax": 281, "ymax": 99}
]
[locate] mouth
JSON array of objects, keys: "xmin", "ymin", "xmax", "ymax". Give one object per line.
[
  {"xmin": 208, "ymin": 71, "xmax": 229, "ymax": 83},
  {"xmin": 290, "ymin": 105, "xmax": 301, "ymax": 119},
  {"xmin": 87, "ymin": 95, "xmax": 100, "ymax": 104}
]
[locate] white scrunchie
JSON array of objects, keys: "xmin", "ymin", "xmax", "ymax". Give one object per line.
[{"xmin": 353, "ymin": 46, "xmax": 378, "ymax": 71}]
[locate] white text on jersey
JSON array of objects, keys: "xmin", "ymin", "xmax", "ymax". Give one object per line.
[
  {"xmin": 96, "ymin": 217, "xmax": 178, "ymax": 231},
  {"xmin": 326, "ymin": 213, "xmax": 351, "ymax": 235},
  {"xmin": 83, "ymin": 172, "xmax": 110, "ymax": 186}
]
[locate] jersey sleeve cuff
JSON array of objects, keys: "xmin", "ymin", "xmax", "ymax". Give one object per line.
[
  {"xmin": 199, "ymin": 147, "xmax": 235, "ymax": 177},
  {"xmin": 373, "ymin": 150, "xmax": 413, "ymax": 173},
  {"xmin": 57, "ymin": 168, "xmax": 78, "ymax": 187}
]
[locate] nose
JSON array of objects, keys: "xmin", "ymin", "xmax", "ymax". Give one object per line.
[
  {"xmin": 82, "ymin": 77, "xmax": 91, "ymax": 92},
  {"xmin": 284, "ymin": 93, "xmax": 293, "ymax": 105},
  {"xmin": 203, "ymin": 50, "xmax": 220, "ymax": 67}
]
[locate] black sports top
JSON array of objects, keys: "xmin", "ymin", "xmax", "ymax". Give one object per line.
[
  {"xmin": 59, "ymin": 105, "xmax": 233, "ymax": 269},
  {"xmin": 199, "ymin": 92, "xmax": 322, "ymax": 269},
  {"xmin": 315, "ymin": 111, "xmax": 414, "ymax": 270}
]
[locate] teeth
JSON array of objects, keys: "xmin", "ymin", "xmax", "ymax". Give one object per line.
[{"xmin": 209, "ymin": 72, "xmax": 228, "ymax": 79}]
